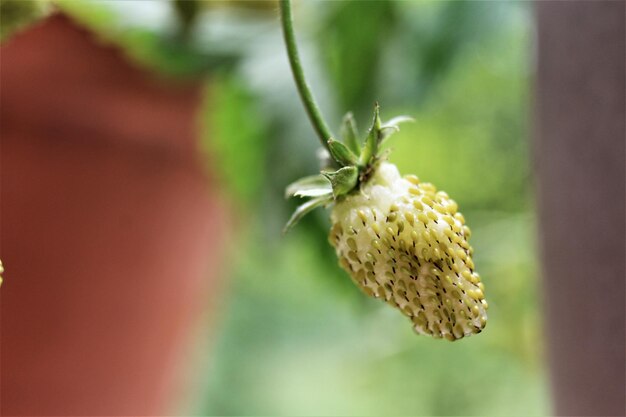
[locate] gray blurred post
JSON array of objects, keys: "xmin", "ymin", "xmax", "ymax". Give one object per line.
[{"xmin": 535, "ymin": 2, "xmax": 625, "ymax": 415}]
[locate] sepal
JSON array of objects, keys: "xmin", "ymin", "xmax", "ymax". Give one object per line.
[
  {"xmin": 285, "ymin": 175, "xmax": 332, "ymax": 198},
  {"xmin": 322, "ymin": 166, "xmax": 359, "ymax": 197},
  {"xmin": 358, "ymin": 103, "xmax": 382, "ymax": 166},
  {"xmin": 328, "ymin": 139, "xmax": 358, "ymax": 166},
  {"xmin": 283, "ymin": 194, "xmax": 333, "ymax": 234},
  {"xmin": 340, "ymin": 112, "xmax": 360, "ymax": 155},
  {"xmin": 382, "ymin": 115, "xmax": 414, "ymax": 128},
  {"xmin": 283, "ymin": 103, "xmax": 413, "ymax": 233},
  {"xmin": 379, "ymin": 115, "xmax": 414, "ymax": 144}
]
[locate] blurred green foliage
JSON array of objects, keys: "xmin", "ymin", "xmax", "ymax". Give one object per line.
[
  {"xmin": 197, "ymin": 2, "xmax": 545, "ymax": 415},
  {"xmin": 203, "ymin": 73, "xmax": 269, "ymax": 203},
  {"xmin": 317, "ymin": 1, "xmax": 396, "ymax": 117},
  {"xmin": 0, "ymin": 0, "xmax": 50, "ymax": 40},
  {"xmin": 40, "ymin": 1, "xmax": 546, "ymax": 415},
  {"xmin": 57, "ymin": 0, "xmax": 239, "ymax": 77}
]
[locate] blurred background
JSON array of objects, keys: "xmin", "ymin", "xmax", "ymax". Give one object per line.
[
  {"xmin": 2, "ymin": 0, "xmax": 546, "ymax": 415},
  {"xmin": 186, "ymin": 2, "xmax": 544, "ymax": 415}
]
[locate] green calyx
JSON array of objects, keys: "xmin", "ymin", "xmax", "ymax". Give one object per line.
[{"xmin": 284, "ymin": 103, "xmax": 413, "ymax": 233}]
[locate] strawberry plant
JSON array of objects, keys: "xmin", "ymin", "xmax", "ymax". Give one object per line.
[{"xmin": 280, "ymin": 0, "xmax": 487, "ymax": 340}]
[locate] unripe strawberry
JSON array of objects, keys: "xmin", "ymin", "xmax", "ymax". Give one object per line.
[
  {"xmin": 285, "ymin": 105, "xmax": 487, "ymax": 340},
  {"xmin": 328, "ymin": 162, "xmax": 487, "ymax": 340}
]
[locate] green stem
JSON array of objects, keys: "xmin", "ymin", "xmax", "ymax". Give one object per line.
[{"xmin": 279, "ymin": 0, "xmax": 334, "ymax": 150}]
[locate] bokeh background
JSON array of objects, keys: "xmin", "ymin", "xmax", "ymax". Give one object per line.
[{"xmin": 2, "ymin": 1, "xmax": 548, "ymax": 415}]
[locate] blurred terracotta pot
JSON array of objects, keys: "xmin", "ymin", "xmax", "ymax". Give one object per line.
[{"xmin": 0, "ymin": 14, "xmax": 229, "ymax": 415}]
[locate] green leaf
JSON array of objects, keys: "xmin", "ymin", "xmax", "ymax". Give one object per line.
[
  {"xmin": 285, "ymin": 175, "xmax": 332, "ymax": 198},
  {"xmin": 340, "ymin": 112, "xmax": 361, "ymax": 154},
  {"xmin": 283, "ymin": 195, "xmax": 333, "ymax": 234},
  {"xmin": 359, "ymin": 103, "xmax": 382, "ymax": 166},
  {"xmin": 328, "ymin": 138, "xmax": 358, "ymax": 166},
  {"xmin": 322, "ymin": 166, "xmax": 359, "ymax": 197}
]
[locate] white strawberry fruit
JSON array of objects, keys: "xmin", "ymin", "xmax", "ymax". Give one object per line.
[
  {"xmin": 329, "ymin": 162, "xmax": 487, "ymax": 340},
  {"xmin": 285, "ymin": 105, "xmax": 487, "ymax": 340}
]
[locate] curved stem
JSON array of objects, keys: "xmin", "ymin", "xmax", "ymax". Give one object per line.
[{"xmin": 279, "ymin": 0, "xmax": 334, "ymax": 150}]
